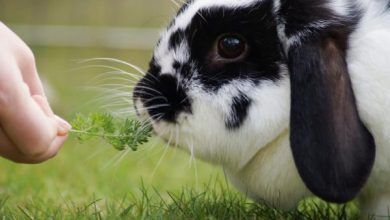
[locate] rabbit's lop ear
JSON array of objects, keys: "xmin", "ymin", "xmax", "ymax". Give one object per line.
[{"xmin": 288, "ymin": 31, "xmax": 376, "ymax": 202}]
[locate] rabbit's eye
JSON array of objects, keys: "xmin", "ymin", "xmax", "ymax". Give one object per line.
[{"xmin": 217, "ymin": 34, "xmax": 247, "ymax": 59}]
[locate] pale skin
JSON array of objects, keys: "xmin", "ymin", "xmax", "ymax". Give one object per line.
[{"xmin": 0, "ymin": 22, "xmax": 71, "ymax": 164}]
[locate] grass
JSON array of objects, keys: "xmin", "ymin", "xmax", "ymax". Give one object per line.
[
  {"xmin": 0, "ymin": 181, "xmax": 359, "ymax": 220},
  {"xmin": 0, "ymin": 1, "xmax": 369, "ymax": 219}
]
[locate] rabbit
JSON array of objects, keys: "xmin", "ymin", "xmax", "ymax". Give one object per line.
[{"xmin": 133, "ymin": 0, "xmax": 390, "ymax": 218}]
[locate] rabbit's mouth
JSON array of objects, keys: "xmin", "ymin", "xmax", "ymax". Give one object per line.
[
  {"xmin": 133, "ymin": 73, "xmax": 192, "ymax": 123},
  {"xmin": 133, "ymin": 94, "xmax": 192, "ymax": 151},
  {"xmin": 133, "ymin": 94, "xmax": 190, "ymax": 129},
  {"xmin": 132, "ymin": 70, "xmax": 194, "ymax": 147}
]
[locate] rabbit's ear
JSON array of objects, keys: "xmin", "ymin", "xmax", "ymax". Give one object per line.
[{"xmin": 288, "ymin": 36, "xmax": 376, "ymax": 203}]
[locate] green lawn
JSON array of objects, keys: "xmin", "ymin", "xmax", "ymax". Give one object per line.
[{"xmin": 0, "ymin": 1, "xmax": 364, "ymax": 219}]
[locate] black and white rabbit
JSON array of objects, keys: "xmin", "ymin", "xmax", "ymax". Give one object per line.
[{"xmin": 133, "ymin": 0, "xmax": 390, "ymax": 217}]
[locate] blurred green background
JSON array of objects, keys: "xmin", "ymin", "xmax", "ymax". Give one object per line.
[{"xmin": 0, "ymin": 0, "xmax": 222, "ymax": 205}]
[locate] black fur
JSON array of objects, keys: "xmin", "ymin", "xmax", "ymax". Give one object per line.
[
  {"xmin": 180, "ymin": 63, "xmax": 193, "ymax": 79},
  {"xmin": 148, "ymin": 58, "xmax": 162, "ymax": 76},
  {"xmin": 181, "ymin": 1, "xmax": 283, "ymax": 90},
  {"xmin": 280, "ymin": 1, "xmax": 375, "ymax": 203},
  {"xmin": 278, "ymin": 0, "xmax": 361, "ymax": 38},
  {"xmin": 279, "ymin": 0, "xmax": 338, "ymax": 37},
  {"xmin": 226, "ymin": 93, "xmax": 252, "ymax": 129},
  {"xmin": 133, "ymin": 64, "xmax": 192, "ymax": 123},
  {"xmin": 173, "ymin": 61, "xmax": 181, "ymax": 70},
  {"xmin": 169, "ymin": 29, "xmax": 186, "ymax": 51}
]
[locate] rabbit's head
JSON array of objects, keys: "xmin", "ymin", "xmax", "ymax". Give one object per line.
[
  {"xmin": 133, "ymin": 0, "xmax": 376, "ymax": 204},
  {"xmin": 134, "ymin": 0, "xmax": 288, "ymax": 170}
]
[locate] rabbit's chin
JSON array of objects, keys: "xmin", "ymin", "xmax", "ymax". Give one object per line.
[
  {"xmin": 134, "ymin": 97, "xmax": 191, "ymax": 150},
  {"xmin": 138, "ymin": 79, "xmax": 291, "ymax": 173}
]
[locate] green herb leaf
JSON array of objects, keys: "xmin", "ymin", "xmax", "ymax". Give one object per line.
[{"xmin": 70, "ymin": 113, "xmax": 153, "ymax": 151}]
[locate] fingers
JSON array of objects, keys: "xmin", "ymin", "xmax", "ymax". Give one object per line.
[
  {"xmin": 0, "ymin": 22, "xmax": 69, "ymax": 163},
  {"xmin": 0, "ymin": 73, "xmax": 70, "ymax": 157},
  {"xmin": 32, "ymin": 94, "xmax": 54, "ymax": 116},
  {"xmin": 55, "ymin": 115, "xmax": 72, "ymax": 136},
  {"xmin": 19, "ymin": 52, "xmax": 45, "ymax": 96},
  {"xmin": 33, "ymin": 95, "xmax": 71, "ymax": 136},
  {"xmin": 0, "ymin": 126, "xmax": 67, "ymax": 164}
]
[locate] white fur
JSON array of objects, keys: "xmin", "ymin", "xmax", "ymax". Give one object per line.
[
  {"xmin": 154, "ymin": 29, "xmax": 190, "ymax": 75},
  {"xmin": 347, "ymin": 1, "xmax": 390, "ymax": 217},
  {"xmin": 136, "ymin": 0, "xmax": 390, "ymax": 218},
  {"xmin": 328, "ymin": 0, "xmax": 351, "ymax": 17}
]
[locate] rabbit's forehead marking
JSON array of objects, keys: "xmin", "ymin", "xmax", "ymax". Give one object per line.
[{"xmin": 173, "ymin": 0, "xmax": 262, "ymax": 31}]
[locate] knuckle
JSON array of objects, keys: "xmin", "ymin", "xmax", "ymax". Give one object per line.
[
  {"xmin": 13, "ymin": 43, "xmax": 36, "ymax": 71},
  {"xmin": 24, "ymin": 47, "xmax": 35, "ymax": 63},
  {"xmin": 0, "ymin": 83, "xmax": 17, "ymax": 108},
  {"xmin": 21, "ymin": 47, "xmax": 36, "ymax": 67},
  {"xmin": 0, "ymin": 65, "xmax": 22, "ymax": 107},
  {"xmin": 0, "ymin": 81, "xmax": 26, "ymax": 113},
  {"xmin": 0, "ymin": 89, "xmax": 11, "ymax": 106}
]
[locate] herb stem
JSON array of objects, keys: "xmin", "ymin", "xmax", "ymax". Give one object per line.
[{"xmin": 70, "ymin": 129, "xmax": 141, "ymax": 138}]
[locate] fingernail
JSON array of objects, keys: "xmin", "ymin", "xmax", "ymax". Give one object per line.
[{"xmin": 55, "ymin": 115, "xmax": 72, "ymax": 135}]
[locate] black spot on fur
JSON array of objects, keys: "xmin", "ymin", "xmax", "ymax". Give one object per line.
[
  {"xmin": 149, "ymin": 58, "xmax": 161, "ymax": 75},
  {"xmin": 226, "ymin": 93, "xmax": 252, "ymax": 129},
  {"xmin": 173, "ymin": 61, "xmax": 181, "ymax": 70},
  {"xmin": 173, "ymin": 61, "xmax": 193, "ymax": 78},
  {"xmin": 180, "ymin": 63, "xmax": 193, "ymax": 78},
  {"xmin": 174, "ymin": 1, "xmax": 283, "ymax": 90},
  {"xmin": 169, "ymin": 29, "xmax": 186, "ymax": 50}
]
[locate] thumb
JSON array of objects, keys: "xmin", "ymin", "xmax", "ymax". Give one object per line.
[{"xmin": 32, "ymin": 95, "xmax": 71, "ymax": 136}]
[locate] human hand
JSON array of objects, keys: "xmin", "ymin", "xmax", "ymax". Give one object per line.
[{"xmin": 0, "ymin": 22, "xmax": 71, "ymax": 164}]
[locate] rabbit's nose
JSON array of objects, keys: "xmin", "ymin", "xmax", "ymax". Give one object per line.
[{"xmin": 133, "ymin": 74, "xmax": 192, "ymax": 123}]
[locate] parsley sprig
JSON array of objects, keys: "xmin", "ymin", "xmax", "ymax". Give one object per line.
[{"xmin": 70, "ymin": 113, "xmax": 153, "ymax": 151}]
